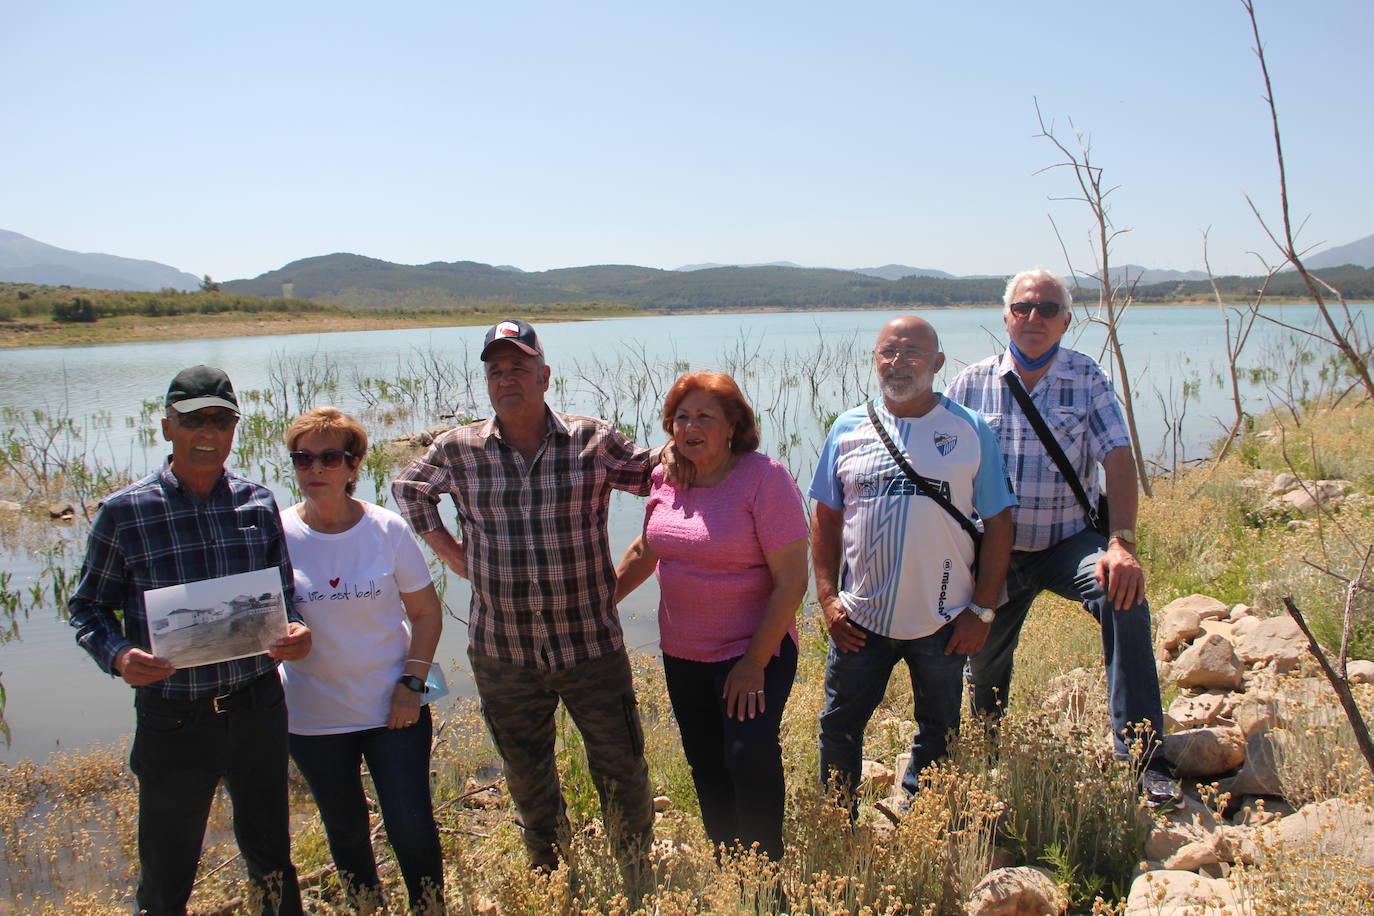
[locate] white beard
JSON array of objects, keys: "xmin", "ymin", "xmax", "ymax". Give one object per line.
[{"xmin": 879, "ymin": 373, "xmax": 922, "ymax": 403}]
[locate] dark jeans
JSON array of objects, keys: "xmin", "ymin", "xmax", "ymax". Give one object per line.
[
  {"xmin": 130, "ymin": 672, "xmax": 302, "ymax": 916},
  {"xmin": 662, "ymin": 636, "xmax": 797, "ymax": 860},
  {"xmin": 818, "ymin": 621, "xmax": 966, "ymax": 809},
  {"xmin": 969, "ymin": 527, "xmax": 1168, "ymax": 771},
  {"xmin": 289, "ymin": 705, "xmax": 444, "ymax": 912},
  {"xmin": 470, "ymin": 648, "xmax": 654, "ymax": 895}
]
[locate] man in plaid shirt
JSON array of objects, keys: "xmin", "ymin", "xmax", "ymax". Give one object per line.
[
  {"xmin": 946, "ymin": 269, "xmax": 1181, "ymax": 810},
  {"xmin": 393, "ymin": 318, "xmax": 658, "ymax": 894},
  {"xmin": 69, "ymin": 365, "xmax": 312, "ymax": 915}
]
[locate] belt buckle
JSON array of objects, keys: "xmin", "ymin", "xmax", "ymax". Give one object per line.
[{"xmin": 212, "ymin": 693, "xmax": 231, "ymax": 714}]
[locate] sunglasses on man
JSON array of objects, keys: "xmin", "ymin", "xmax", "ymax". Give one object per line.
[
  {"xmin": 1009, "ymin": 301, "xmax": 1064, "ymax": 319},
  {"xmin": 289, "ymin": 449, "xmax": 355, "ymax": 470}
]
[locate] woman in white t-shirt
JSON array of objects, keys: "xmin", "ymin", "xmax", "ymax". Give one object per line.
[{"xmin": 279, "ymin": 407, "xmax": 444, "ymax": 913}]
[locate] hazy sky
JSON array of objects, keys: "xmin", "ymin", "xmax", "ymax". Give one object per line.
[{"xmin": 5, "ymin": 0, "xmax": 1371, "ymax": 281}]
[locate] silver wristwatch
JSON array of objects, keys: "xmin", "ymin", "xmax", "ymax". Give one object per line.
[{"xmin": 968, "ymin": 603, "xmax": 996, "ymax": 623}]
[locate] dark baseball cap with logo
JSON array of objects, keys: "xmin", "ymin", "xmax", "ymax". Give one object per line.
[
  {"xmin": 480, "ymin": 318, "xmax": 545, "ymax": 360},
  {"xmin": 165, "ymin": 365, "xmax": 240, "ymax": 414}
]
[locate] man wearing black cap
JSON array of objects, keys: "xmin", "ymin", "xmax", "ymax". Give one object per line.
[
  {"xmin": 69, "ymin": 365, "xmax": 313, "ymax": 915},
  {"xmin": 393, "ymin": 319, "xmax": 658, "ymax": 896}
]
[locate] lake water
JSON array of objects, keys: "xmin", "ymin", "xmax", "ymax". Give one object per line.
[{"xmin": 1, "ymin": 303, "xmax": 1367, "ymax": 763}]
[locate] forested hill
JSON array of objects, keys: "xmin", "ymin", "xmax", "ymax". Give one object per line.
[{"xmin": 221, "ymin": 253, "xmax": 1374, "ymax": 311}]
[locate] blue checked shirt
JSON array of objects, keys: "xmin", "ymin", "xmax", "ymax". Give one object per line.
[
  {"xmin": 946, "ymin": 347, "xmax": 1132, "ymax": 552},
  {"xmin": 69, "ymin": 462, "xmax": 299, "ymax": 699}
]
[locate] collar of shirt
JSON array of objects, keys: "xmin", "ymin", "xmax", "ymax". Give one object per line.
[
  {"xmin": 479, "ymin": 407, "xmax": 570, "ymax": 445},
  {"xmin": 997, "ymin": 347, "xmax": 1077, "ymax": 388}
]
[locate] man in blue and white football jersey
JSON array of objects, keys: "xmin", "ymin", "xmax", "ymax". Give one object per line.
[{"xmin": 810, "ymin": 315, "xmax": 1016, "ymax": 811}]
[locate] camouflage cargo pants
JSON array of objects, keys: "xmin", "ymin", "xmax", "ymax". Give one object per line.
[{"xmin": 470, "ymin": 648, "xmax": 654, "ymax": 892}]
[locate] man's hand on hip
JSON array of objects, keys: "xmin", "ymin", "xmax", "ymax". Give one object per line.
[
  {"xmin": 822, "ymin": 597, "xmax": 866, "ymax": 653},
  {"xmin": 1096, "ymin": 540, "xmax": 1146, "ymax": 611},
  {"xmin": 947, "ymin": 610, "xmax": 991, "ymax": 656}
]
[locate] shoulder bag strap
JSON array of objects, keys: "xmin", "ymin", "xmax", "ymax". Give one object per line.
[
  {"xmin": 1000, "ymin": 369, "xmax": 1100, "ymax": 528},
  {"xmin": 865, "ymin": 400, "xmax": 981, "ymax": 546}
]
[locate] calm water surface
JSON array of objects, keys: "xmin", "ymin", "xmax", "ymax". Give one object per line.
[{"xmin": 0, "ymin": 304, "xmax": 1367, "ymax": 762}]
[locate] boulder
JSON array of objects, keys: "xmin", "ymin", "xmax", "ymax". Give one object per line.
[
  {"xmin": 1164, "ymin": 727, "xmax": 1246, "ymax": 779},
  {"xmin": 1216, "ymin": 731, "xmax": 1281, "ymax": 797},
  {"xmin": 1167, "ymin": 691, "xmax": 1229, "ymax": 730},
  {"xmin": 1163, "ymin": 839, "xmax": 1221, "ymax": 872},
  {"xmin": 1231, "ymin": 615, "xmax": 1261, "ymax": 638},
  {"xmin": 1241, "ymin": 798, "xmax": 1374, "ymax": 868},
  {"xmin": 966, "ymin": 866, "xmax": 1067, "ymax": 916},
  {"xmin": 1157, "ymin": 606, "xmax": 1203, "ymax": 654},
  {"xmin": 1124, "ymin": 870, "xmax": 1245, "ymax": 915},
  {"xmin": 1041, "ymin": 667, "xmax": 1096, "ymax": 719},
  {"xmin": 652, "ymin": 795, "xmax": 672, "ymax": 812},
  {"xmin": 1172, "ymin": 635, "xmax": 1244, "ymax": 690},
  {"xmin": 48, "ymin": 500, "xmax": 77, "ymax": 518},
  {"xmin": 1228, "ymin": 603, "xmax": 1254, "ymax": 622},
  {"xmin": 1231, "ymin": 690, "xmax": 1278, "ymax": 736},
  {"xmin": 1199, "ymin": 619, "xmax": 1236, "ymax": 641},
  {"xmin": 1234, "ymin": 616, "xmax": 1305, "ymax": 674},
  {"xmin": 1268, "ymin": 472, "xmax": 1300, "ymax": 496},
  {"xmin": 861, "ymin": 760, "xmax": 895, "ymax": 794},
  {"xmin": 1146, "ymin": 817, "xmax": 1213, "ymax": 862},
  {"xmin": 1347, "ymin": 659, "xmax": 1374, "ymax": 684},
  {"xmin": 1274, "ymin": 479, "xmax": 1347, "ymax": 515},
  {"xmin": 1159, "ymin": 594, "xmax": 1230, "ymax": 621}
]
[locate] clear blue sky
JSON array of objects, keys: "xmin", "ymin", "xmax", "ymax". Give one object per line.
[{"xmin": 4, "ymin": 0, "xmax": 1371, "ymax": 282}]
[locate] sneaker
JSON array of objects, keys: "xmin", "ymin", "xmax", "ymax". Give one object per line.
[{"xmin": 1140, "ymin": 769, "xmax": 1183, "ymax": 811}]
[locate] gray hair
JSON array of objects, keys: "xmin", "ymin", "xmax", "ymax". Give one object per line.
[{"xmin": 1003, "ymin": 269, "xmax": 1073, "ymax": 314}]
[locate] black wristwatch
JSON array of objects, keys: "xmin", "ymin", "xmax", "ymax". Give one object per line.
[{"xmin": 397, "ymin": 674, "xmax": 427, "ymax": 694}]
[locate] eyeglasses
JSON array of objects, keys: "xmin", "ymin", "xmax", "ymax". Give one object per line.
[
  {"xmin": 289, "ymin": 449, "xmax": 354, "ymax": 470},
  {"xmin": 174, "ymin": 411, "xmax": 239, "ymax": 431},
  {"xmin": 875, "ymin": 347, "xmax": 938, "ymax": 364},
  {"xmin": 1008, "ymin": 301, "xmax": 1064, "ymax": 319}
]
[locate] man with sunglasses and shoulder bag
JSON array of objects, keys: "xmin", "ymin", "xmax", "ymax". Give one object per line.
[
  {"xmin": 945, "ymin": 269, "xmax": 1181, "ymax": 809},
  {"xmin": 811, "ymin": 316, "xmax": 1016, "ymax": 813},
  {"xmin": 69, "ymin": 366, "xmax": 312, "ymax": 915}
]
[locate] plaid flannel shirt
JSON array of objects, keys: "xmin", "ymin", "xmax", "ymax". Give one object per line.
[
  {"xmin": 392, "ymin": 409, "xmax": 655, "ymax": 670},
  {"xmin": 946, "ymin": 347, "xmax": 1132, "ymax": 552},
  {"xmin": 68, "ymin": 462, "xmax": 298, "ymax": 698}
]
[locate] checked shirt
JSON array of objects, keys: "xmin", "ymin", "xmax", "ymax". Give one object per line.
[
  {"xmin": 946, "ymin": 347, "xmax": 1132, "ymax": 552},
  {"xmin": 392, "ymin": 409, "xmax": 655, "ymax": 671},
  {"xmin": 68, "ymin": 463, "xmax": 298, "ymax": 698}
]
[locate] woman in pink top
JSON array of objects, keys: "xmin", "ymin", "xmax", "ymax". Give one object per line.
[{"xmin": 616, "ymin": 371, "xmax": 808, "ymax": 860}]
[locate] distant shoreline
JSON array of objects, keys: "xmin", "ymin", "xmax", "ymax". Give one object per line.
[{"xmin": 0, "ymin": 299, "xmax": 1332, "ymax": 349}]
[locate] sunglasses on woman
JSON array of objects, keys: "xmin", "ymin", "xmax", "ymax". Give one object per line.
[
  {"xmin": 289, "ymin": 449, "xmax": 355, "ymax": 470},
  {"xmin": 1008, "ymin": 300, "xmax": 1063, "ymax": 319}
]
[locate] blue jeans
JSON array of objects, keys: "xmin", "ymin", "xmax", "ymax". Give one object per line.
[
  {"xmin": 130, "ymin": 672, "xmax": 301, "ymax": 916},
  {"xmin": 289, "ymin": 705, "xmax": 443, "ymax": 912},
  {"xmin": 968, "ymin": 527, "xmax": 1167, "ymax": 770},
  {"xmin": 662, "ymin": 636, "xmax": 797, "ymax": 860},
  {"xmin": 819, "ymin": 621, "xmax": 966, "ymax": 808}
]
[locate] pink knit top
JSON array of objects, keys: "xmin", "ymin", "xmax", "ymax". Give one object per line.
[{"xmin": 645, "ymin": 451, "xmax": 808, "ymax": 662}]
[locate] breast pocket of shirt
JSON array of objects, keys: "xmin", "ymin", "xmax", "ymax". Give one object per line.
[{"xmin": 1046, "ymin": 407, "xmax": 1087, "ymax": 469}]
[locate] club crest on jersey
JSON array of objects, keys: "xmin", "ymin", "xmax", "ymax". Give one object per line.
[{"xmin": 933, "ymin": 431, "xmax": 957, "ymax": 456}]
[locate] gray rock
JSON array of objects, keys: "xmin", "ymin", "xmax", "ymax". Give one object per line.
[
  {"xmin": 1165, "ymin": 726, "xmax": 1246, "ymax": 779},
  {"xmin": 1240, "ymin": 798, "xmax": 1374, "ymax": 867},
  {"xmin": 1172, "ymin": 635, "xmax": 1244, "ymax": 690},
  {"xmin": 966, "ymin": 866, "xmax": 1067, "ymax": 916},
  {"xmin": 1167, "ymin": 691, "xmax": 1229, "ymax": 730},
  {"xmin": 1216, "ymin": 731, "xmax": 1281, "ymax": 797},
  {"xmin": 1159, "ymin": 594, "xmax": 1231, "ymax": 621},
  {"xmin": 1347, "ymin": 659, "xmax": 1374, "ymax": 684},
  {"xmin": 1235, "ymin": 616, "xmax": 1306, "ymax": 674}
]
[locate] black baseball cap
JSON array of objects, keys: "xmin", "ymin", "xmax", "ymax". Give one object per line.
[
  {"xmin": 165, "ymin": 365, "xmax": 240, "ymax": 414},
  {"xmin": 480, "ymin": 318, "xmax": 544, "ymax": 360}
]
